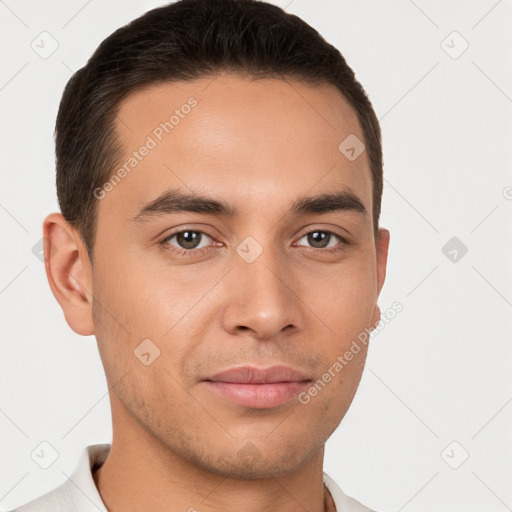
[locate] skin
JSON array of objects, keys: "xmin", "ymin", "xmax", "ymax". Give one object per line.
[{"xmin": 43, "ymin": 73, "xmax": 389, "ymax": 512}]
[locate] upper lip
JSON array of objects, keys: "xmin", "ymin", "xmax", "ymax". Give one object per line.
[{"xmin": 204, "ymin": 365, "xmax": 312, "ymax": 384}]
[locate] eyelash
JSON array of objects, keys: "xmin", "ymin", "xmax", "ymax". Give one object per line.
[{"xmin": 159, "ymin": 228, "xmax": 348, "ymax": 257}]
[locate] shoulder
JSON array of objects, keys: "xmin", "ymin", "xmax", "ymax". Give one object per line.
[
  {"xmin": 7, "ymin": 480, "xmax": 75, "ymax": 512},
  {"xmin": 6, "ymin": 444, "xmax": 110, "ymax": 512}
]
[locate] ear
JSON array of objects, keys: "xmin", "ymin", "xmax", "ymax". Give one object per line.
[
  {"xmin": 370, "ymin": 228, "xmax": 390, "ymax": 329},
  {"xmin": 42, "ymin": 212, "xmax": 95, "ymax": 336}
]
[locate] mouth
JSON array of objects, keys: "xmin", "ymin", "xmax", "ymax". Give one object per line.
[{"xmin": 202, "ymin": 365, "xmax": 312, "ymax": 408}]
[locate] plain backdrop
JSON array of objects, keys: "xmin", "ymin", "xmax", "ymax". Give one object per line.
[{"xmin": 1, "ymin": 1, "xmax": 511, "ymax": 511}]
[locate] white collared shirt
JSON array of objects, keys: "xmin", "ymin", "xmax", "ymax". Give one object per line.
[{"xmin": 10, "ymin": 444, "xmax": 376, "ymax": 512}]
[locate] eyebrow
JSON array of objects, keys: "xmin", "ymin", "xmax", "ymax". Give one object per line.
[{"xmin": 130, "ymin": 187, "xmax": 367, "ymax": 222}]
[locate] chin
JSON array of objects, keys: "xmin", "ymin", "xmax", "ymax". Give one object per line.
[{"xmin": 192, "ymin": 437, "xmax": 320, "ymax": 481}]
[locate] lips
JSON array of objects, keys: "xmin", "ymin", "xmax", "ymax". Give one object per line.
[
  {"xmin": 203, "ymin": 365, "xmax": 312, "ymax": 408},
  {"xmin": 205, "ymin": 365, "xmax": 311, "ymax": 384}
]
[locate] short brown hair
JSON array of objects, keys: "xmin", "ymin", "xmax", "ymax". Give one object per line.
[{"xmin": 55, "ymin": 0, "xmax": 383, "ymax": 263}]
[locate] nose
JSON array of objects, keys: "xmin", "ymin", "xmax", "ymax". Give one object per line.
[{"xmin": 220, "ymin": 243, "xmax": 302, "ymax": 340}]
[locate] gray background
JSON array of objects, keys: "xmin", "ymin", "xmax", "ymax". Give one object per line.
[{"xmin": 1, "ymin": 1, "xmax": 511, "ymax": 510}]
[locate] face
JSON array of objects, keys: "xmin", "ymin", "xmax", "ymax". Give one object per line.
[{"xmin": 53, "ymin": 73, "xmax": 389, "ymax": 479}]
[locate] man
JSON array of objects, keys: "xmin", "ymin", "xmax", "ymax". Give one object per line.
[{"xmin": 12, "ymin": 0, "xmax": 389, "ymax": 510}]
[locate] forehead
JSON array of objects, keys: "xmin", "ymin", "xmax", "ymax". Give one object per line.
[{"xmin": 100, "ymin": 73, "xmax": 372, "ymax": 224}]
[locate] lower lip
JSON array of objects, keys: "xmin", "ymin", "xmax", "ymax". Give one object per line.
[{"xmin": 204, "ymin": 381, "xmax": 310, "ymax": 408}]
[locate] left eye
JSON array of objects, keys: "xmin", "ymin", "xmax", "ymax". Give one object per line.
[
  {"xmin": 295, "ymin": 230, "xmax": 343, "ymax": 250},
  {"xmin": 162, "ymin": 230, "xmax": 213, "ymax": 251}
]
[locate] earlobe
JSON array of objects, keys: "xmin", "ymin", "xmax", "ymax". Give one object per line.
[
  {"xmin": 42, "ymin": 212, "xmax": 95, "ymax": 336},
  {"xmin": 370, "ymin": 304, "xmax": 381, "ymax": 330}
]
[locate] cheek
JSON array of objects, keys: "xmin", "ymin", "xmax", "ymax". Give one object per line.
[
  {"xmin": 302, "ymin": 259, "xmax": 377, "ymax": 330},
  {"xmin": 294, "ymin": 346, "xmax": 368, "ymax": 448},
  {"xmin": 120, "ymin": 251, "xmax": 219, "ymax": 322},
  {"xmin": 94, "ymin": 251, "xmax": 191, "ymax": 337},
  {"xmin": 298, "ymin": 260, "xmax": 375, "ymax": 403},
  {"xmin": 90, "ymin": 257, "xmax": 174, "ymax": 380}
]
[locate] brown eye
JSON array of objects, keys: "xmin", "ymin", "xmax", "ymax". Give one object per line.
[
  {"xmin": 297, "ymin": 230, "xmax": 343, "ymax": 251},
  {"xmin": 175, "ymin": 231, "xmax": 202, "ymax": 249},
  {"xmin": 162, "ymin": 230, "xmax": 214, "ymax": 253},
  {"xmin": 307, "ymin": 231, "xmax": 330, "ymax": 249}
]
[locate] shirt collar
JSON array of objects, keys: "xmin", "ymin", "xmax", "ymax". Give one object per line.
[{"xmin": 67, "ymin": 444, "xmax": 109, "ymax": 512}]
